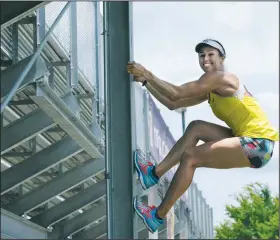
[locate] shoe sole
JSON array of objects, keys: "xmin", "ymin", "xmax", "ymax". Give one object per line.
[
  {"xmin": 133, "ymin": 197, "xmax": 155, "ymax": 234},
  {"xmin": 134, "ymin": 150, "xmax": 147, "ymax": 190}
]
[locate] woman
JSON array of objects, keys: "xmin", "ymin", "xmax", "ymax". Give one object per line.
[{"xmin": 127, "ymin": 39, "xmax": 278, "ymax": 233}]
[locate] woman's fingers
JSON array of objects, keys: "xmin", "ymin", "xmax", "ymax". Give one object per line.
[{"xmin": 127, "ymin": 61, "xmax": 145, "ymax": 78}]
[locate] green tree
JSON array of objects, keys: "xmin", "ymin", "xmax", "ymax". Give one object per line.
[{"xmin": 215, "ymin": 182, "xmax": 279, "ymax": 239}]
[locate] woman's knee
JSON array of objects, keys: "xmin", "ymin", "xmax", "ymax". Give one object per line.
[
  {"xmin": 182, "ymin": 120, "xmax": 206, "ymax": 143},
  {"xmin": 184, "ymin": 120, "xmax": 205, "ymax": 133},
  {"xmin": 180, "ymin": 148, "xmax": 198, "ymax": 167}
]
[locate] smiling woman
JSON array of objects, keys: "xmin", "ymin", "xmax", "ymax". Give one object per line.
[{"xmin": 127, "ymin": 38, "xmax": 279, "ymax": 233}]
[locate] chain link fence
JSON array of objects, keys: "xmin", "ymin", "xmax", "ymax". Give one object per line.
[{"xmin": 45, "ymin": 2, "xmax": 98, "ymax": 88}]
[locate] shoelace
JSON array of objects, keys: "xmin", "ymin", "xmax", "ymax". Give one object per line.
[
  {"xmin": 138, "ymin": 156, "xmax": 153, "ymax": 173},
  {"xmin": 138, "ymin": 203, "xmax": 155, "ymax": 218}
]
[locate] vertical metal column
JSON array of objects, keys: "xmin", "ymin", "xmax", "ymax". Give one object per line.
[
  {"xmin": 190, "ymin": 184, "xmax": 195, "ymax": 238},
  {"xmin": 193, "ymin": 184, "xmax": 199, "ymax": 237},
  {"xmin": 144, "ymin": 91, "xmax": 158, "ymax": 238},
  {"xmin": 94, "ymin": 1, "xmax": 101, "ymax": 124},
  {"xmin": 181, "ymin": 108, "xmax": 187, "ymax": 133},
  {"xmin": 143, "ymin": 90, "xmax": 150, "ymax": 161},
  {"xmin": 29, "ymin": 7, "xmax": 46, "ymax": 158},
  {"xmin": 104, "ymin": 2, "xmax": 137, "ymax": 238},
  {"xmin": 31, "ymin": 16, "xmax": 38, "ymax": 154},
  {"xmin": 210, "ymin": 208, "xmax": 214, "ymax": 239},
  {"xmin": 200, "ymin": 197, "xmax": 204, "ymax": 237},
  {"xmin": 202, "ymin": 197, "xmax": 206, "ymax": 238},
  {"xmin": 197, "ymin": 190, "xmax": 203, "ymax": 238},
  {"xmin": 179, "ymin": 200, "xmax": 187, "ymax": 239},
  {"xmin": 205, "ymin": 205, "xmax": 210, "ymax": 238},
  {"xmin": 70, "ymin": 1, "xmax": 78, "ymax": 90},
  {"xmin": 32, "ymin": 17, "xmax": 37, "ymax": 52},
  {"xmin": 204, "ymin": 199, "xmax": 208, "ymax": 238},
  {"xmin": 12, "ymin": 23, "xmax": 19, "ymax": 64},
  {"xmin": 36, "ymin": 7, "xmax": 45, "ymax": 46}
]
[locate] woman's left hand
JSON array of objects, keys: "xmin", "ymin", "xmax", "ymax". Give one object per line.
[{"xmin": 127, "ymin": 61, "xmax": 148, "ymax": 77}]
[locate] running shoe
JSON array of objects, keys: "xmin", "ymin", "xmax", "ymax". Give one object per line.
[
  {"xmin": 134, "ymin": 150, "xmax": 158, "ymax": 190},
  {"xmin": 133, "ymin": 198, "xmax": 164, "ymax": 233}
]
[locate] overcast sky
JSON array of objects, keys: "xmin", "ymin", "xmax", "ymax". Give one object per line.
[{"xmin": 133, "ymin": 2, "xmax": 279, "ymax": 227}]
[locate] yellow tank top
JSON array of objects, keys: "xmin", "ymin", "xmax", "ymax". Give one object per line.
[{"xmin": 209, "ymin": 92, "xmax": 278, "ymax": 141}]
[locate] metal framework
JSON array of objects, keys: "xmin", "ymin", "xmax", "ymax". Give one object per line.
[{"xmin": 1, "ymin": 1, "xmax": 214, "ymax": 239}]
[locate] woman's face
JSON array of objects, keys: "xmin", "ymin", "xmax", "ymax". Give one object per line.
[{"xmin": 198, "ymin": 46, "xmax": 225, "ymax": 72}]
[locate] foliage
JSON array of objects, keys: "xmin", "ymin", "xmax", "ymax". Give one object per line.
[{"xmin": 215, "ymin": 183, "xmax": 279, "ymax": 239}]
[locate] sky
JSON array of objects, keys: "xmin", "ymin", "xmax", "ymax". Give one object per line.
[{"xmin": 132, "ymin": 2, "xmax": 279, "ymax": 227}]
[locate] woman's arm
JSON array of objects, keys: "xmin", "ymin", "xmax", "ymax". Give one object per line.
[
  {"xmin": 146, "ymin": 83, "xmax": 208, "ymax": 110},
  {"xmin": 146, "ymin": 71, "xmax": 229, "ymax": 101},
  {"xmin": 127, "ymin": 62, "xmax": 227, "ymax": 101},
  {"xmin": 127, "ymin": 61, "xmax": 231, "ymax": 101}
]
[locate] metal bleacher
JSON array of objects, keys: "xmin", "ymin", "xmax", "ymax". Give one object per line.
[{"xmin": 1, "ymin": 2, "xmax": 214, "ymax": 239}]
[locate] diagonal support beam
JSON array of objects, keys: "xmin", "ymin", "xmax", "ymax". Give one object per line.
[
  {"xmin": 1, "ymin": 55, "xmax": 48, "ymax": 100},
  {"xmin": 1, "ymin": 136, "xmax": 82, "ymax": 195},
  {"xmin": 53, "ymin": 201, "xmax": 106, "ymax": 238},
  {"xmin": 1, "ymin": 109, "xmax": 55, "ymax": 154},
  {"xmin": 30, "ymin": 82, "xmax": 102, "ymax": 159},
  {"xmin": 3, "ymin": 159, "xmax": 105, "ymax": 216},
  {"xmin": 31, "ymin": 179, "xmax": 106, "ymax": 228}
]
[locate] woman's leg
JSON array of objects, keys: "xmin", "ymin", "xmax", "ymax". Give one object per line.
[
  {"xmin": 155, "ymin": 120, "xmax": 233, "ymax": 178},
  {"xmin": 156, "ymin": 137, "xmax": 251, "ymax": 218}
]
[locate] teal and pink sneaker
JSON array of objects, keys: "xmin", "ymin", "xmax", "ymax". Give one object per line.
[
  {"xmin": 133, "ymin": 198, "xmax": 164, "ymax": 233},
  {"xmin": 134, "ymin": 151, "xmax": 159, "ymax": 190}
]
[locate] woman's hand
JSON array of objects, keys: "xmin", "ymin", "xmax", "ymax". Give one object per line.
[{"xmin": 127, "ymin": 61, "xmax": 148, "ymax": 78}]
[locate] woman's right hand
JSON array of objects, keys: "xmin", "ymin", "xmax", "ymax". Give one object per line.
[{"xmin": 127, "ymin": 61, "xmax": 145, "ymax": 76}]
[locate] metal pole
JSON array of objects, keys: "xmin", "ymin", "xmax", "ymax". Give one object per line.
[
  {"xmin": 104, "ymin": 2, "xmax": 137, "ymax": 238},
  {"xmin": 181, "ymin": 109, "xmax": 186, "ymax": 133},
  {"xmin": 103, "ymin": 2, "xmax": 111, "ymax": 237},
  {"xmin": 70, "ymin": 1, "xmax": 78, "ymax": 90},
  {"xmin": 94, "ymin": 1, "xmax": 100, "ymax": 124},
  {"xmin": 36, "ymin": 7, "xmax": 46, "ymax": 46},
  {"xmin": 210, "ymin": 208, "xmax": 214, "ymax": 239},
  {"xmin": 143, "ymin": 91, "xmax": 151, "ymax": 156},
  {"xmin": 32, "ymin": 16, "xmax": 37, "ymax": 51},
  {"xmin": 12, "ymin": 23, "xmax": 18, "ymax": 64},
  {"xmin": 144, "ymin": 90, "xmax": 158, "ymax": 239},
  {"xmin": 1, "ymin": 2, "xmax": 71, "ymax": 114}
]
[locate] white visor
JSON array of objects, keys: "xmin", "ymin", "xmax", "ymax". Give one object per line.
[{"xmin": 195, "ymin": 39, "xmax": 226, "ymax": 57}]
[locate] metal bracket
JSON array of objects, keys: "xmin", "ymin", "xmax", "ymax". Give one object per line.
[
  {"xmin": 105, "ymin": 172, "xmax": 110, "ymax": 179},
  {"xmin": 101, "ymin": 30, "xmax": 109, "ymax": 36}
]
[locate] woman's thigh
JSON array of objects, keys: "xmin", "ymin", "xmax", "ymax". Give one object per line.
[
  {"xmin": 190, "ymin": 137, "xmax": 251, "ymax": 169},
  {"xmin": 186, "ymin": 120, "xmax": 233, "ymax": 144}
]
